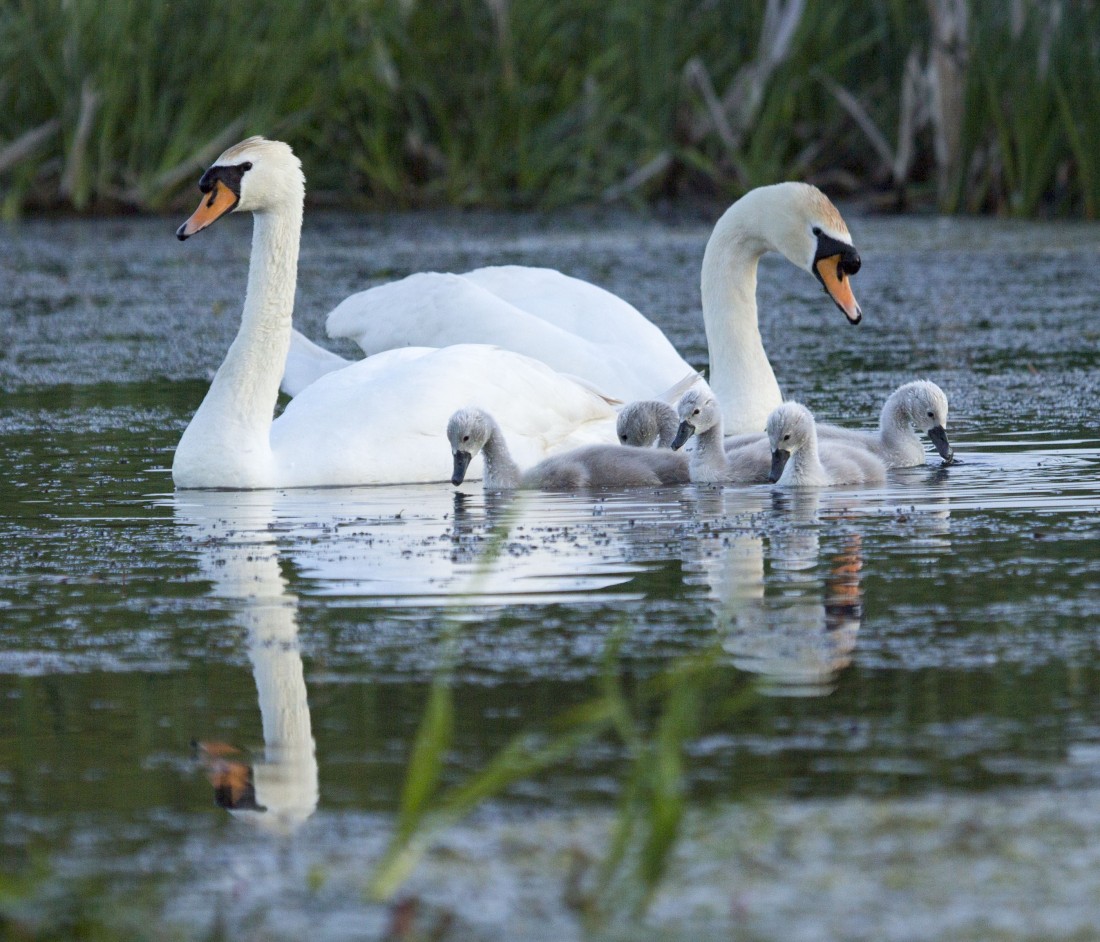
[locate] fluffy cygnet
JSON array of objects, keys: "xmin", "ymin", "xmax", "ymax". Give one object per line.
[
  {"xmin": 766, "ymin": 402, "xmax": 886, "ymax": 487},
  {"xmin": 448, "ymin": 408, "xmax": 690, "ymax": 490}
]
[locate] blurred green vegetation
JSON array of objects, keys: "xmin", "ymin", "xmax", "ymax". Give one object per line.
[{"xmin": 2, "ymin": 0, "xmax": 1097, "ymax": 217}]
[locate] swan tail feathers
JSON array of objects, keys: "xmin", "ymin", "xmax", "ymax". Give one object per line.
[
  {"xmin": 281, "ymin": 329, "xmax": 351, "ymax": 397},
  {"xmin": 557, "ymin": 372, "xmax": 623, "ymax": 406},
  {"xmin": 655, "ymin": 370, "xmax": 708, "ymax": 405}
]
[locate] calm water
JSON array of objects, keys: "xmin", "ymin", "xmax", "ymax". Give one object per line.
[{"xmin": 1, "ymin": 208, "xmax": 1099, "ymax": 941}]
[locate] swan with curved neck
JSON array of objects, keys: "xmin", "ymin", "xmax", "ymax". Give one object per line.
[
  {"xmin": 699, "ymin": 184, "xmax": 862, "ymax": 432},
  {"xmin": 283, "ymin": 183, "xmax": 863, "ymax": 436},
  {"xmin": 172, "ymin": 138, "xmax": 619, "ymax": 488}
]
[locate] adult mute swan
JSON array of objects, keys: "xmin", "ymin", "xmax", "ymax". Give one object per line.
[
  {"xmin": 447, "ymin": 408, "xmax": 689, "ymax": 490},
  {"xmin": 172, "ymin": 137, "xmax": 618, "ymax": 489},
  {"xmin": 767, "ymin": 403, "xmax": 886, "ymax": 487},
  {"xmin": 285, "ymin": 183, "xmax": 863, "ymax": 434}
]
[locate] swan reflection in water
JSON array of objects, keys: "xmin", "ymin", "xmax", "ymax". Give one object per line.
[
  {"xmin": 179, "ymin": 491, "xmax": 319, "ymax": 835},
  {"xmin": 175, "ymin": 483, "xmax": 665, "ymax": 832},
  {"xmin": 684, "ymin": 478, "xmax": 953, "ymax": 695},
  {"xmin": 683, "ymin": 487, "xmax": 863, "ymax": 696}
]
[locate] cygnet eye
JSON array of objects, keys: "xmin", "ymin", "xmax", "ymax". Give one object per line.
[
  {"xmin": 783, "ymin": 433, "xmax": 791, "ymax": 441},
  {"xmin": 927, "ymin": 411, "xmax": 935, "ymax": 418},
  {"xmin": 462, "ymin": 435, "xmax": 469, "ymax": 442},
  {"xmin": 693, "ymin": 408, "xmax": 700, "ymax": 416}
]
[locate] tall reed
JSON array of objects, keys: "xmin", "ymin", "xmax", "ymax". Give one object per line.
[{"xmin": 0, "ymin": 0, "xmax": 1097, "ymax": 216}]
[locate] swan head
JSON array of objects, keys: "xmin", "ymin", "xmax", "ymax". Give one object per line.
[
  {"xmin": 716, "ymin": 182, "xmax": 863, "ymax": 324},
  {"xmin": 672, "ymin": 388, "xmax": 722, "ymax": 450},
  {"xmin": 617, "ymin": 400, "xmax": 679, "ymax": 448},
  {"xmin": 890, "ymin": 380, "xmax": 953, "ymax": 460},
  {"xmin": 177, "ymin": 137, "xmax": 304, "ymax": 240},
  {"xmin": 446, "ymin": 408, "xmax": 493, "ymax": 485},
  {"xmin": 766, "ymin": 401, "xmax": 816, "ymax": 482}
]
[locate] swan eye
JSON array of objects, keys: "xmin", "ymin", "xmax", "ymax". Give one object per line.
[
  {"xmin": 812, "ymin": 226, "xmax": 822, "ymax": 236},
  {"xmin": 241, "ymin": 161, "xmax": 253, "ymax": 171}
]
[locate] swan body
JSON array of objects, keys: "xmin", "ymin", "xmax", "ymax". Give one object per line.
[
  {"xmin": 324, "ymin": 267, "xmax": 696, "ymax": 403},
  {"xmin": 616, "ymin": 400, "xmax": 680, "ymax": 448},
  {"xmin": 766, "ymin": 403, "xmax": 886, "ymax": 487},
  {"xmin": 815, "ymin": 380, "xmax": 953, "ymax": 467},
  {"xmin": 448, "ymin": 408, "xmax": 689, "ymax": 491},
  {"xmin": 672, "ymin": 388, "xmax": 771, "ymax": 484},
  {"xmin": 283, "ymin": 184, "xmax": 863, "ymax": 436},
  {"xmin": 172, "ymin": 138, "xmax": 620, "ymax": 489}
]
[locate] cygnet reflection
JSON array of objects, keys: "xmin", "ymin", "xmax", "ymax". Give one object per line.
[
  {"xmin": 177, "ymin": 491, "xmax": 318, "ymax": 834},
  {"xmin": 683, "ymin": 488, "xmax": 862, "ymax": 696}
]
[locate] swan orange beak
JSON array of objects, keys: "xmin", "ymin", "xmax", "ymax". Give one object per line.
[
  {"xmin": 176, "ymin": 180, "xmax": 239, "ymax": 241},
  {"xmin": 815, "ymin": 254, "xmax": 862, "ymax": 325}
]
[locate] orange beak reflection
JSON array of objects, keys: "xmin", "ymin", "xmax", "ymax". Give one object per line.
[
  {"xmin": 176, "ymin": 180, "xmax": 239, "ymax": 240},
  {"xmin": 815, "ymin": 254, "xmax": 862, "ymax": 325}
]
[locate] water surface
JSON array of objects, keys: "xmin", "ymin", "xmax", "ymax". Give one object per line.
[{"xmin": 1, "ymin": 208, "xmax": 1098, "ymax": 941}]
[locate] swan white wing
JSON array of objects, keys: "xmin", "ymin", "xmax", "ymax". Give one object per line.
[
  {"xmin": 269, "ymin": 345, "xmax": 618, "ymax": 487},
  {"xmin": 324, "ymin": 266, "xmax": 694, "ymax": 402}
]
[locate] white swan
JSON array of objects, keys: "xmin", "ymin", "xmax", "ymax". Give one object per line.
[
  {"xmin": 819, "ymin": 380, "xmax": 954, "ymax": 467},
  {"xmin": 616, "ymin": 400, "xmax": 680, "ymax": 448},
  {"xmin": 172, "ymin": 137, "xmax": 622, "ymax": 489},
  {"xmin": 284, "ymin": 183, "xmax": 863, "ymax": 435},
  {"xmin": 447, "ymin": 408, "xmax": 690, "ymax": 490},
  {"xmin": 672, "ymin": 388, "xmax": 771, "ymax": 484},
  {"xmin": 766, "ymin": 403, "xmax": 886, "ymax": 487}
]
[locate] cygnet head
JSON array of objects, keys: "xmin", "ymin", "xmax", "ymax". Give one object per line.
[
  {"xmin": 766, "ymin": 401, "xmax": 817, "ymax": 482},
  {"xmin": 718, "ymin": 183, "xmax": 863, "ymax": 324},
  {"xmin": 891, "ymin": 380, "xmax": 953, "ymax": 460},
  {"xmin": 672, "ymin": 388, "xmax": 722, "ymax": 450},
  {"xmin": 617, "ymin": 400, "xmax": 678, "ymax": 448},
  {"xmin": 177, "ymin": 137, "xmax": 304, "ymax": 240},
  {"xmin": 446, "ymin": 407, "xmax": 494, "ymax": 485}
]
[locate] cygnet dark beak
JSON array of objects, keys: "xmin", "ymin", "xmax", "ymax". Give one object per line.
[
  {"xmin": 927, "ymin": 425, "xmax": 954, "ymax": 461},
  {"xmin": 670, "ymin": 421, "xmax": 695, "ymax": 451},
  {"xmin": 451, "ymin": 450, "xmax": 472, "ymax": 486},
  {"xmin": 769, "ymin": 448, "xmax": 791, "ymax": 483}
]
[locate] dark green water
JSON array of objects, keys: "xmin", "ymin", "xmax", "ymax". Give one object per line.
[{"xmin": 1, "ymin": 209, "xmax": 1098, "ymax": 940}]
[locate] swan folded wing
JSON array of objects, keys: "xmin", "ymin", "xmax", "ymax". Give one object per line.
[
  {"xmin": 269, "ymin": 345, "xmax": 618, "ymax": 486},
  {"xmin": 325, "ymin": 267, "xmax": 693, "ymax": 402}
]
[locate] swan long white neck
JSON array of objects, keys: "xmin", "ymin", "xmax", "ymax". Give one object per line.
[
  {"xmin": 173, "ymin": 201, "xmax": 303, "ymax": 488},
  {"xmin": 700, "ymin": 201, "xmax": 785, "ymax": 436}
]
